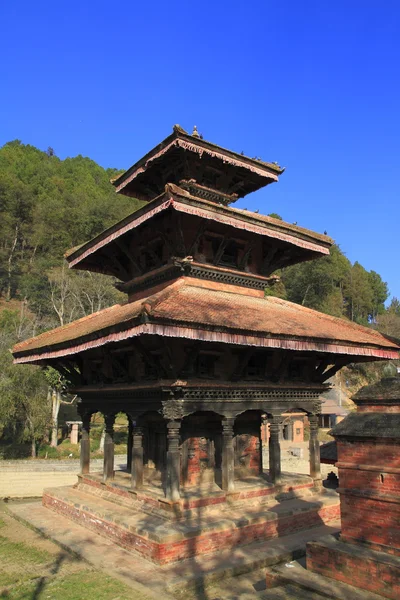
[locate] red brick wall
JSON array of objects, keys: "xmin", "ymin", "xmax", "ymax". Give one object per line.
[
  {"xmin": 340, "ymin": 494, "xmax": 400, "ymax": 554},
  {"xmin": 234, "ymin": 433, "xmax": 261, "ymax": 473},
  {"xmin": 338, "ymin": 440, "xmax": 400, "ymax": 470},
  {"xmin": 182, "ymin": 436, "xmax": 214, "ymax": 486},
  {"xmin": 337, "ymin": 439, "xmax": 400, "ymax": 554},
  {"xmin": 307, "ymin": 540, "xmax": 400, "ymax": 600}
]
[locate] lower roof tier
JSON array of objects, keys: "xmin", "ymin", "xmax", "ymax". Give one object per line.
[{"xmin": 12, "ymin": 278, "xmax": 400, "ymax": 364}]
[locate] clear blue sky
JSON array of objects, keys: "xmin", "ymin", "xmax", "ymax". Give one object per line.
[{"xmin": 1, "ymin": 1, "xmax": 399, "ymax": 300}]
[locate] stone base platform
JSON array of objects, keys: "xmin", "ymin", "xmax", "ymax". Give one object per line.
[
  {"xmin": 75, "ymin": 470, "xmax": 318, "ymax": 520},
  {"xmin": 306, "ymin": 534, "xmax": 400, "ymax": 600},
  {"xmin": 42, "ymin": 471, "xmax": 340, "ymax": 565}
]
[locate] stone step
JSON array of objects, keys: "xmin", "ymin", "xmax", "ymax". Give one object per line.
[
  {"xmin": 42, "ymin": 484, "xmax": 340, "ymax": 564},
  {"xmin": 76, "ymin": 471, "xmax": 317, "ymax": 522},
  {"xmin": 266, "ymin": 560, "xmax": 386, "ymax": 600},
  {"xmin": 8, "ymin": 499, "xmax": 340, "ymax": 598}
]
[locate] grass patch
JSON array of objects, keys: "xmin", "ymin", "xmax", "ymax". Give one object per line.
[
  {"xmin": 39, "ymin": 569, "xmax": 138, "ymax": 599},
  {"xmin": 0, "ymin": 569, "xmax": 140, "ymax": 600},
  {"xmin": 0, "ymin": 536, "xmax": 52, "ymax": 565}
]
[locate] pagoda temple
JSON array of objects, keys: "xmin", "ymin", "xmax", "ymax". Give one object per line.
[{"xmin": 12, "ymin": 126, "xmax": 400, "ymax": 563}]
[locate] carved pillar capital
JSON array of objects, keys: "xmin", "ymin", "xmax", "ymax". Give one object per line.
[
  {"xmin": 104, "ymin": 413, "xmax": 116, "ymax": 435},
  {"xmin": 133, "ymin": 426, "xmax": 144, "ymax": 447},
  {"xmin": 162, "ymin": 398, "xmax": 184, "ymax": 421},
  {"xmin": 77, "ymin": 406, "xmax": 92, "ymax": 430},
  {"xmin": 222, "ymin": 417, "xmax": 235, "ymax": 438},
  {"xmin": 268, "ymin": 415, "xmax": 283, "ymax": 437}
]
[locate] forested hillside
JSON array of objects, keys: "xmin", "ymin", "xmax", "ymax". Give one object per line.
[{"xmin": 0, "ymin": 140, "xmax": 399, "ymax": 456}]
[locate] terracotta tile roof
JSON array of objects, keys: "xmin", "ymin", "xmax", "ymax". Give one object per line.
[
  {"xmin": 66, "ymin": 185, "xmax": 332, "ymax": 267},
  {"xmin": 13, "ymin": 279, "xmax": 400, "ymax": 363},
  {"xmin": 320, "ymin": 441, "xmax": 337, "ymax": 463},
  {"xmin": 320, "ymin": 397, "xmax": 348, "ymax": 416}
]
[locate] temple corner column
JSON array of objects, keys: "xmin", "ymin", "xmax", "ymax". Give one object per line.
[
  {"xmin": 127, "ymin": 418, "xmax": 133, "ymax": 473},
  {"xmin": 80, "ymin": 412, "xmax": 91, "ymax": 475},
  {"xmin": 131, "ymin": 425, "xmax": 144, "ymax": 490},
  {"xmin": 166, "ymin": 420, "xmax": 181, "ymax": 502},
  {"xmin": 222, "ymin": 417, "xmax": 235, "ymax": 493},
  {"xmin": 309, "ymin": 413, "xmax": 322, "ymax": 485},
  {"xmin": 269, "ymin": 415, "xmax": 282, "ymax": 485},
  {"xmin": 103, "ymin": 413, "xmax": 115, "ymax": 482}
]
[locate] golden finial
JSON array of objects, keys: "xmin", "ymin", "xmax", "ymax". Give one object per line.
[{"xmin": 192, "ymin": 125, "xmax": 200, "ymax": 138}]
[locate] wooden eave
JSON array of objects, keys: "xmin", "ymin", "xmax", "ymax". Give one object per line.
[
  {"xmin": 12, "ymin": 279, "xmax": 400, "ymax": 364},
  {"xmin": 65, "ymin": 185, "xmax": 332, "ymax": 276},
  {"xmin": 112, "ymin": 129, "xmax": 284, "ymax": 199}
]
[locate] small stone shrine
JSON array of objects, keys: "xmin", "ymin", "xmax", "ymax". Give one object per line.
[
  {"xmin": 12, "ymin": 126, "xmax": 400, "ymax": 564},
  {"xmin": 307, "ymin": 377, "xmax": 400, "ymax": 599}
]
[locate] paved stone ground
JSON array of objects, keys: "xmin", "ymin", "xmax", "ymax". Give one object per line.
[
  {"xmin": 279, "ymin": 441, "xmax": 337, "ymax": 479},
  {"xmin": 0, "ymin": 456, "xmax": 126, "ymax": 498},
  {"xmin": 8, "ymin": 499, "xmax": 341, "ymax": 599}
]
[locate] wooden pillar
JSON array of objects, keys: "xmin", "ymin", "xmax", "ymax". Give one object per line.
[
  {"xmin": 127, "ymin": 418, "xmax": 133, "ymax": 472},
  {"xmin": 131, "ymin": 426, "xmax": 144, "ymax": 490},
  {"xmin": 166, "ymin": 420, "xmax": 181, "ymax": 501},
  {"xmin": 103, "ymin": 413, "xmax": 115, "ymax": 482},
  {"xmin": 269, "ymin": 416, "xmax": 282, "ymax": 484},
  {"xmin": 222, "ymin": 417, "xmax": 235, "ymax": 493},
  {"xmin": 309, "ymin": 414, "xmax": 321, "ymax": 481},
  {"xmin": 80, "ymin": 413, "xmax": 91, "ymax": 475}
]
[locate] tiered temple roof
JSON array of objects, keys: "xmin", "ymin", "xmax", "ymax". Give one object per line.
[{"xmin": 13, "ymin": 126, "xmax": 400, "ymax": 368}]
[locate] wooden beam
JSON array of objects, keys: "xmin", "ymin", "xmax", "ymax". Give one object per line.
[
  {"xmin": 159, "ymin": 339, "xmax": 178, "ymax": 379},
  {"xmin": 261, "ymin": 247, "xmax": 278, "ymax": 275},
  {"xmin": 174, "ymin": 212, "xmax": 187, "ymax": 256},
  {"xmin": 108, "ymin": 252, "xmax": 130, "ymax": 280},
  {"xmin": 135, "ymin": 340, "xmax": 167, "ymax": 378},
  {"xmin": 238, "ymin": 241, "xmax": 255, "ymax": 270},
  {"xmin": 214, "ymin": 236, "xmax": 229, "ymax": 265},
  {"xmin": 114, "ymin": 238, "xmax": 142, "ymax": 275},
  {"xmin": 230, "ymin": 349, "xmax": 254, "ymax": 381},
  {"xmin": 188, "ymin": 219, "xmax": 209, "ymax": 256},
  {"xmin": 314, "ymin": 358, "xmax": 332, "ymax": 379},
  {"xmin": 180, "ymin": 344, "xmax": 201, "ymax": 377},
  {"xmin": 318, "ymin": 362, "xmax": 348, "ymax": 382},
  {"xmin": 270, "ymin": 250, "xmax": 293, "ymax": 272}
]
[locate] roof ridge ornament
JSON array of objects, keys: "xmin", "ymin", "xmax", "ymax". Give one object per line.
[{"xmin": 192, "ymin": 125, "xmax": 200, "ymax": 138}]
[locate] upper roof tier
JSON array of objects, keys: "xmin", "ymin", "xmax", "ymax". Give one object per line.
[
  {"xmin": 65, "ymin": 183, "xmax": 333, "ymax": 286},
  {"xmin": 111, "ymin": 125, "xmax": 284, "ymax": 203}
]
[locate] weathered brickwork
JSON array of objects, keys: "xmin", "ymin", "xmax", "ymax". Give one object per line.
[
  {"xmin": 306, "ymin": 378, "xmax": 400, "ymax": 598},
  {"xmin": 43, "ymin": 490, "xmax": 339, "ymax": 564},
  {"xmin": 338, "ymin": 440, "xmax": 400, "ymax": 469},
  {"xmin": 307, "ymin": 540, "xmax": 400, "ymax": 600}
]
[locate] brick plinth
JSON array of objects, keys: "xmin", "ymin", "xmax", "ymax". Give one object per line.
[
  {"xmin": 307, "ymin": 536, "xmax": 400, "ymax": 600},
  {"xmin": 305, "ymin": 378, "xmax": 400, "ymax": 597},
  {"xmin": 77, "ymin": 472, "xmax": 315, "ymax": 519},
  {"xmin": 42, "ymin": 485, "xmax": 339, "ymax": 565}
]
